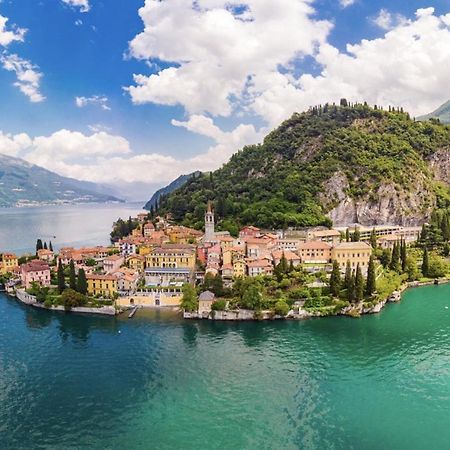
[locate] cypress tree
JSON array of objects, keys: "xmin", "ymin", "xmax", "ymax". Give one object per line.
[
  {"xmin": 57, "ymin": 261, "xmax": 66, "ymax": 294},
  {"xmin": 347, "ymin": 273, "xmax": 355, "ymax": 303},
  {"xmin": 354, "ymin": 264, "xmax": 364, "ymax": 302},
  {"xmin": 49, "ymin": 241, "xmax": 53, "ymax": 252},
  {"xmin": 345, "ymin": 229, "xmax": 350, "ymax": 242},
  {"xmin": 442, "ymin": 213, "xmax": 450, "ymax": 241},
  {"xmin": 389, "ymin": 241, "xmax": 400, "ymax": 272},
  {"xmin": 401, "ymin": 240, "xmax": 407, "ymax": 272},
  {"xmin": 330, "ymin": 260, "xmax": 341, "ymax": 297},
  {"xmin": 43, "ymin": 241, "xmax": 48, "ymax": 250},
  {"xmin": 365, "ymin": 255, "xmax": 376, "ymax": 296},
  {"xmin": 69, "ymin": 260, "xmax": 76, "ymax": 290},
  {"xmin": 422, "ymin": 247, "xmax": 429, "ymax": 277},
  {"xmin": 370, "ymin": 228, "xmax": 377, "ymax": 249},
  {"xmin": 77, "ymin": 268, "xmax": 87, "ymax": 295},
  {"xmin": 36, "ymin": 239, "xmax": 43, "ymax": 254}
]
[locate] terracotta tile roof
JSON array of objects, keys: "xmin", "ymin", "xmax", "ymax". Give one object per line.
[
  {"xmin": 298, "ymin": 241, "xmax": 332, "ymax": 250},
  {"xmin": 272, "ymin": 250, "xmax": 300, "ymax": 260}
]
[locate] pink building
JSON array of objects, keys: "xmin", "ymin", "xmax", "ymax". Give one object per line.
[
  {"xmin": 21, "ymin": 261, "xmax": 51, "ymax": 289},
  {"xmin": 103, "ymin": 255, "xmax": 124, "ymax": 273}
]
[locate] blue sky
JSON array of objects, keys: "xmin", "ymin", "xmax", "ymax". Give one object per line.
[{"xmin": 0, "ymin": 0, "xmax": 449, "ymax": 199}]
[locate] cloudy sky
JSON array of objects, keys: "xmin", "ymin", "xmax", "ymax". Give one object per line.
[{"xmin": 0, "ymin": 0, "xmax": 449, "ymax": 198}]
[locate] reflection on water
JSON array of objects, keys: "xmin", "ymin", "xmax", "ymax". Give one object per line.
[{"xmin": 1, "ymin": 285, "xmax": 450, "ymax": 450}]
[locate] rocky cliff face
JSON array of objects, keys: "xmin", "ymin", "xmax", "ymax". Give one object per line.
[
  {"xmin": 320, "ymin": 171, "xmax": 435, "ymax": 226},
  {"xmin": 428, "ymin": 148, "xmax": 450, "ymax": 185}
]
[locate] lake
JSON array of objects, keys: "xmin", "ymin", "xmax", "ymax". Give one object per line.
[
  {"xmin": 1, "ymin": 283, "xmax": 450, "ymax": 449},
  {"xmin": 0, "ymin": 203, "xmax": 144, "ymax": 255}
]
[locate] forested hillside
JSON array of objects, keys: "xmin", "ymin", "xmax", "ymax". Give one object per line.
[{"xmin": 155, "ymin": 103, "xmax": 450, "ymax": 231}]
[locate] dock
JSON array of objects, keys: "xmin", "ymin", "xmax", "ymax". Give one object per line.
[{"xmin": 128, "ymin": 306, "xmax": 139, "ymax": 318}]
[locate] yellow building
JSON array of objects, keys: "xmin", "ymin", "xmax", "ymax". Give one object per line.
[
  {"xmin": 233, "ymin": 259, "xmax": 246, "ymax": 278},
  {"xmin": 127, "ymin": 254, "xmax": 146, "ymax": 272},
  {"xmin": 86, "ymin": 274, "xmax": 118, "ymax": 298},
  {"xmin": 146, "ymin": 245, "xmax": 196, "ymax": 269},
  {"xmin": 1, "ymin": 253, "xmax": 19, "ymax": 274},
  {"xmin": 331, "ymin": 242, "xmax": 372, "ymax": 273}
]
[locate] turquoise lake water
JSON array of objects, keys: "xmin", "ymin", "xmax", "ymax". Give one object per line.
[{"xmin": 1, "ymin": 283, "xmax": 450, "ymax": 449}]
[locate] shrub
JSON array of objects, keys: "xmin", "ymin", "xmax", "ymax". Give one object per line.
[
  {"xmin": 211, "ymin": 299, "xmax": 227, "ymax": 311},
  {"xmin": 274, "ymin": 300, "xmax": 290, "ymax": 316}
]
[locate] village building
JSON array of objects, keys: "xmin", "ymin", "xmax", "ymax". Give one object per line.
[
  {"xmin": 247, "ymin": 258, "xmax": 274, "ymax": 277},
  {"xmin": 127, "ymin": 254, "xmax": 146, "ymax": 272},
  {"xmin": 272, "ymin": 250, "xmax": 301, "ymax": 267},
  {"xmin": 198, "ymin": 290, "xmax": 215, "ymax": 315},
  {"xmin": 246, "ymin": 237, "xmax": 273, "ymax": 259},
  {"xmin": 145, "ymin": 267, "xmax": 192, "ymax": 287},
  {"xmin": 298, "ymin": 241, "xmax": 332, "ymax": 264},
  {"xmin": 113, "ymin": 269, "xmax": 140, "ymax": 293},
  {"xmin": 308, "ymin": 229, "xmax": 341, "ymax": 245},
  {"xmin": 37, "ymin": 249, "xmax": 54, "ymax": 262},
  {"xmin": 86, "ymin": 274, "xmax": 118, "ymax": 297},
  {"xmin": 277, "ymin": 238, "xmax": 303, "ymax": 252},
  {"xmin": 331, "ymin": 241, "xmax": 372, "ymax": 273},
  {"xmin": 103, "ymin": 254, "xmax": 124, "ymax": 274},
  {"xmin": 1, "ymin": 253, "xmax": 19, "ymax": 274},
  {"xmin": 137, "ymin": 212, "xmax": 148, "ymax": 223},
  {"xmin": 20, "ymin": 260, "xmax": 51, "ymax": 289},
  {"xmin": 145, "ymin": 244, "xmax": 196, "ymax": 269},
  {"xmin": 118, "ymin": 239, "xmax": 137, "ymax": 257},
  {"xmin": 239, "ymin": 225, "xmax": 260, "ymax": 240},
  {"xmin": 143, "ymin": 222, "xmax": 155, "ymax": 237}
]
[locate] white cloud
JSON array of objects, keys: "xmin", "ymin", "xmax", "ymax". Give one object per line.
[
  {"xmin": 1, "ymin": 53, "xmax": 45, "ymax": 102},
  {"xmin": 373, "ymin": 9, "xmax": 406, "ymax": 30},
  {"xmin": 0, "ymin": 132, "xmax": 32, "ymax": 157},
  {"xmin": 61, "ymin": 0, "xmax": 90, "ymax": 13},
  {"xmin": 0, "ymin": 15, "xmax": 26, "ymax": 46},
  {"xmin": 126, "ymin": 0, "xmax": 332, "ymax": 119},
  {"xmin": 75, "ymin": 95, "xmax": 111, "ymax": 110},
  {"xmin": 340, "ymin": 0, "xmax": 356, "ymax": 8}
]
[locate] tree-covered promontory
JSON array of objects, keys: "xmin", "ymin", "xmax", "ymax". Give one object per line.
[{"xmin": 155, "ymin": 103, "xmax": 450, "ymax": 231}]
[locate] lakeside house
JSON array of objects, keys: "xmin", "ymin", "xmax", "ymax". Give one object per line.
[
  {"xmin": 86, "ymin": 274, "xmax": 118, "ymax": 297},
  {"xmin": 20, "ymin": 260, "xmax": 51, "ymax": 289},
  {"xmin": 272, "ymin": 249, "xmax": 301, "ymax": 267},
  {"xmin": 331, "ymin": 241, "xmax": 372, "ymax": 273}
]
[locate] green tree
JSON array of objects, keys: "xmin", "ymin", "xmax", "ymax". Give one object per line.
[
  {"xmin": 405, "ymin": 256, "xmax": 418, "ymax": 281},
  {"xmin": 241, "ymin": 282, "xmax": 264, "ymax": 311},
  {"xmin": 370, "ymin": 228, "xmax": 377, "ymax": 249},
  {"xmin": 354, "ymin": 264, "xmax": 364, "ymax": 302},
  {"xmin": 43, "ymin": 242, "xmax": 48, "ymax": 250},
  {"xmin": 389, "ymin": 242, "xmax": 401, "ymax": 272},
  {"xmin": 274, "ymin": 300, "xmax": 290, "ymax": 316},
  {"xmin": 351, "ymin": 227, "xmax": 361, "ymax": 242},
  {"xmin": 344, "ymin": 260, "xmax": 352, "ymax": 290},
  {"xmin": 49, "ymin": 241, "xmax": 53, "ymax": 252},
  {"xmin": 329, "ymin": 260, "xmax": 341, "ymax": 297},
  {"xmin": 365, "ymin": 255, "xmax": 376, "ymax": 296},
  {"xmin": 69, "ymin": 260, "xmax": 77, "ymax": 290},
  {"xmin": 427, "ymin": 255, "xmax": 447, "ymax": 278},
  {"xmin": 380, "ymin": 248, "xmax": 391, "ymax": 268},
  {"xmin": 77, "ymin": 268, "xmax": 87, "ymax": 295},
  {"xmin": 345, "ymin": 229, "xmax": 350, "ymax": 242},
  {"xmin": 61, "ymin": 289, "xmax": 87, "ymax": 311},
  {"xmin": 422, "ymin": 247, "xmax": 429, "ymax": 277},
  {"xmin": 57, "ymin": 261, "xmax": 66, "ymax": 294},
  {"xmin": 400, "ymin": 240, "xmax": 407, "ymax": 272},
  {"xmin": 274, "ymin": 252, "xmax": 289, "ymax": 281},
  {"xmin": 180, "ymin": 283, "xmax": 198, "ymax": 312},
  {"xmin": 346, "ymin": 273, "xmax": 355, "ymax": 303}
]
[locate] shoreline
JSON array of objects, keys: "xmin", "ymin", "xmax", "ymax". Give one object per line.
[
  {"xmin": 9, "ymin": 289, "xmax": 117, "ymax": 316},
  {"xmin": 185, "ymin": 277, "xmax": 450, "ymax": 322}
]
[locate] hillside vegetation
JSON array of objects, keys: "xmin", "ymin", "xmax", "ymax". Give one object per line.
[{"xmin": 156, "ymin": 103, "xmax": 450, "ymax": 231}]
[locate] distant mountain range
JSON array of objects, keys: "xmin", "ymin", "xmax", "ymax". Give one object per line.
[
  {"xmin": 418, "ymin": 100, "xmax": 450, "ymax": 123},
  {"xmin": 0, "ymin": 154, "xmax": 123, "ymax": 207},
  {"xmin": 144, "ymin": 171, "xmax": 201, "ymax": 210}
]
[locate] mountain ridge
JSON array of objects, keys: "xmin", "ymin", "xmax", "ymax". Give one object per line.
[{"xmin": 0, "ymin": 153, "xmax": 123, "ymax": 207}]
